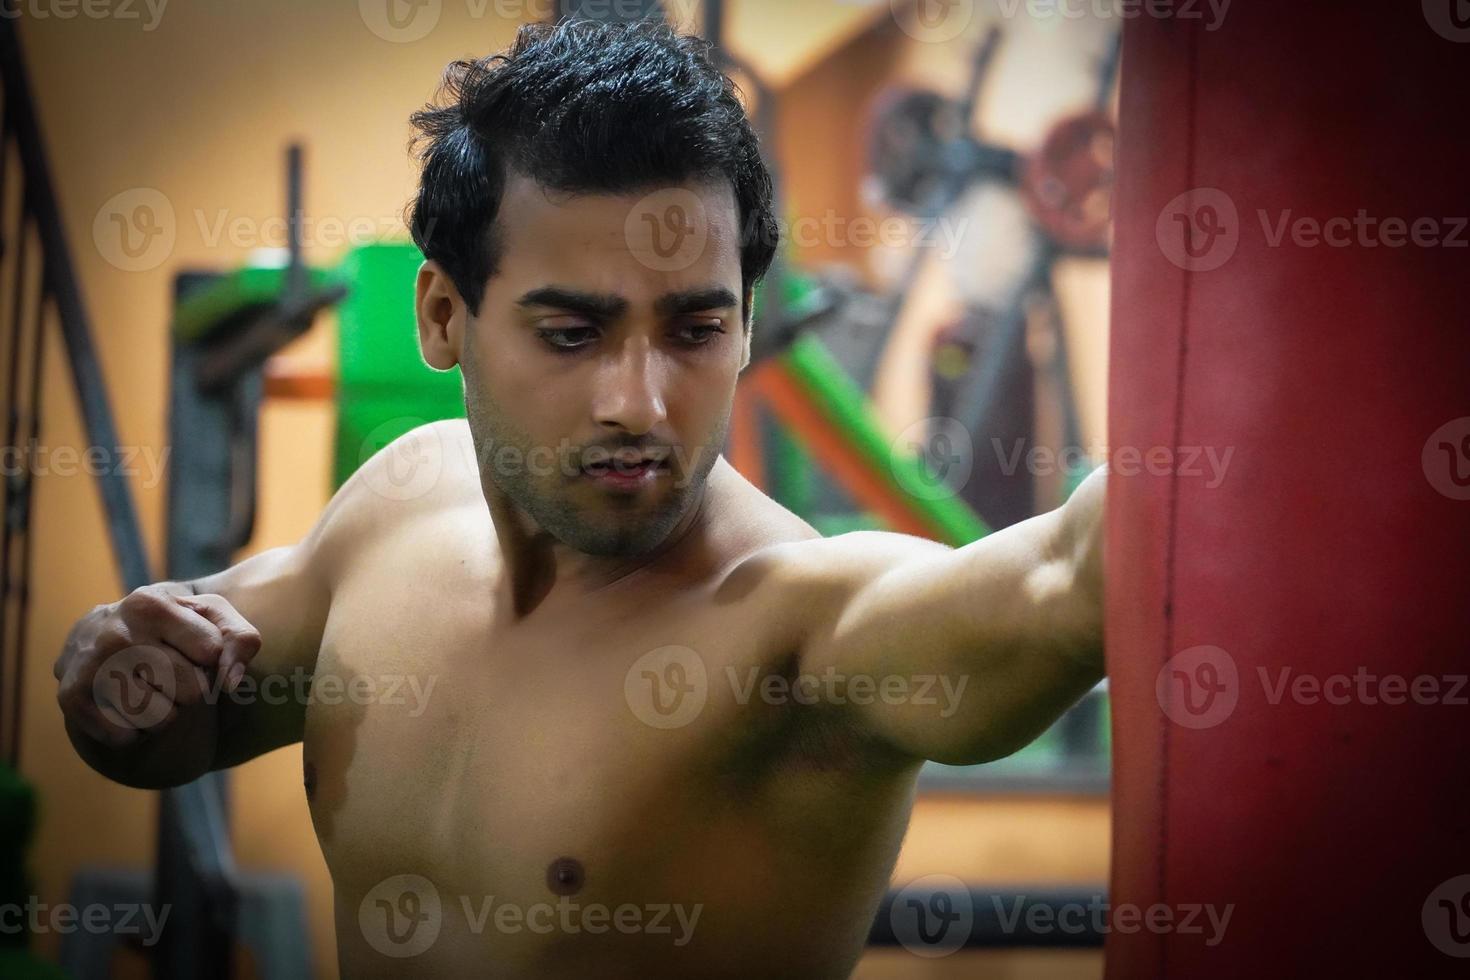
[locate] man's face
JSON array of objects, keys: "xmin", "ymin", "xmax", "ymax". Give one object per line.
[{"xmin": 459, "ymin": 174, "xmax": 749, "ymax": 557}]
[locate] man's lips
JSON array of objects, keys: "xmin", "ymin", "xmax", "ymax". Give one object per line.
[
  {"xmin": 580, "ymin": 456, "xmax": 670, "ymax": 492},
  {"xmin": 580, "ymin": 451, "xmax": 672, "ymax": 475}
]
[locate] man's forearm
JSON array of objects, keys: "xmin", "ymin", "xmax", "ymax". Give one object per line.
[{"xmin": 62, "ymin": 713, "xmax": 217, "ymax": 790}]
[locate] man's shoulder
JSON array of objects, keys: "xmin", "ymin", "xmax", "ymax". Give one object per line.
[
  {"xmin": 714, "ymin": 486, "xmax": 952, "ymax": 635},
  {"xmin": 344, "ymin": 417, "xmax": 478, "ymax": 508},
  {"xmin": 730, "ymin": 529, "xmax": 950, "ymax": 594},
  {"xmin": 308, "ymin": 418, "xmax": 481, "ymax": 568}
]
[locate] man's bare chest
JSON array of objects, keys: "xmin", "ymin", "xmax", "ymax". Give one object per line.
[{"xmin": 300, "ymin": 561, "xmax": 878, "ymax": 894}]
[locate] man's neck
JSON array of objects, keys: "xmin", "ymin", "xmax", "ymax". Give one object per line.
[{"xmin": 484, "ymin": 462, "xmax": 723, "ymax": 620}]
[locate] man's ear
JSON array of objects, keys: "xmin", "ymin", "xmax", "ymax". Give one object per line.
[{"xmin": 416, "ymin": 260, "xmax": 466, "ymax": 370}]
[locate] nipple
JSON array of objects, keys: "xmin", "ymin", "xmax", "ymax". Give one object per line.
[{"xmin": 546, "ymin": 856, "xmax": 585, "ymax": 896}]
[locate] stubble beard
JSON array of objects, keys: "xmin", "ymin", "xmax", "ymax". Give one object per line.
[{"xmin": 461, "ymin": 362, "xmax": 728, "ymax": 558}]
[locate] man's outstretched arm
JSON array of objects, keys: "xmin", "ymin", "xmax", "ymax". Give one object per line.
[{"xmin": 787, "ymin": 465, "xmax": 1105, "ymax": 766}]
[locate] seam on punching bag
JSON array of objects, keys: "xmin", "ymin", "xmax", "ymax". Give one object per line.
[{"xmin": 1157, "ymin": 19, "xmax": 1201, "ymax": 980}]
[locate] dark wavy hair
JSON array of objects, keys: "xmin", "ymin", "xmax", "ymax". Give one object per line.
[{"xmin": 406, "ymin": 19, "xmax": 778, "ymax": 323}]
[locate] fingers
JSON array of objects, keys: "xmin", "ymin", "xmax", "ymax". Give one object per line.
[
  {"xmin": 60, "ymin": 587, "xmax": 263, "ymax": 749},
  {"xmin": 72, "ymin": 643, "xmax": 195, "ymax": 747},
  {"xmin": 114, "ymin": 587, "xmax": 226, "ymax": 670},
  {"xmin": 109, "ymin": 587, "xmax": 263, "ymax": 690},
  {"xmin": 176, "ymin": 593, "xmax": 263, "ymax": 688}
]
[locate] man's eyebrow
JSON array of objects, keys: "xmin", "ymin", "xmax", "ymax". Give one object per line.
[
  {"xmin": 515, "ymin": 287, "xmax": 628, "ymax": 318},
  {"xmin": 654, "ymin": 287, "xmax": 740, "ymax": 316}
]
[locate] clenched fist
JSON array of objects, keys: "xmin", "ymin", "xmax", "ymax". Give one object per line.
[{"xmin": 54, "ymin": 584, "xmax": 262, "ymax": 786}]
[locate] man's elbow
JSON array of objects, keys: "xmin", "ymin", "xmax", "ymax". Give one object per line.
[{"xmin": 916, "ymin": 722, "xmax": 1053, "ymax": 768}]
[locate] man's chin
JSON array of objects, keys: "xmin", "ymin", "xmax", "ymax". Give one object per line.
[
  {"xmin": 556, "ymin": 523, "xmax": 669, "ymax": 558},
  {"xmin": 565, "ymin": 496, "xmax": 693, "ymax": 558}
]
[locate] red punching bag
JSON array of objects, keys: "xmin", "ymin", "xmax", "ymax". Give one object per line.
[{"xmin": 1106, "ymin": 3, "xmax": 1470, "ymax": 977}]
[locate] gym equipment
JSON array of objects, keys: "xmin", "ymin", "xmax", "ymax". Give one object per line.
[
  {"xmin": 866, "ymin": 85, "xmax": 1115, "ymax": 256},
  {"xmin": 1019, "ymin": 110, "xmax": 1115, "ymax": 254},
  {"xmin": 7, "ymin": 20, "xmax": 335, "ymax": 963},
  {"xmin": 749, "ymin": 334, "xmax": 988, "ymax": 543},
  {"xmin": 57, "ymin": 146, "xmax": 337, "ymax": 980},
  {"xmin": 332, "ymin": 243, "xmax": 460, "ymax": 490},
  {"xmin": 1107, "ymin": 6, "xmax": 1469, "ymax": 977},
  {"xmin": 0, "ymin": 17, "xmax": 152, "ymax": 976},
  {"xmin": 149, "ymin": 144, "xmax": 340, "ymax": 980},
  {"xmin": 858, "ymin": 25, "xmax": 1122, "ymax": 528}
]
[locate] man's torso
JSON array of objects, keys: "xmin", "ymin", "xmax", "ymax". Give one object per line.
[{"xmin": 304, "ymin": 423, "xmax": 923, "ymax": 978}]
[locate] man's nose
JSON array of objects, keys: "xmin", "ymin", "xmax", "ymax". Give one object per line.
[{"xmin": 590, "ymin": 337, "xmax": 668, "ymax": 435}]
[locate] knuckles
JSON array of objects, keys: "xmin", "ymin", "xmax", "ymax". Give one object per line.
[
  {"xmin": 120, "ymin": 586, "xmax": 171, "ymax": 616},
  {"xmin": 60, "ymin": 587, "xmax": 253, "ymax": 737},
  {"xmin": 228, "ymin": 627, "xmax": 263, "ymax": 653}
]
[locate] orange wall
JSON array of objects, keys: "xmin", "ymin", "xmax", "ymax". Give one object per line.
[{"xmin": 16, "ymin": 3, "xmax": 1109, "ymax": 977}]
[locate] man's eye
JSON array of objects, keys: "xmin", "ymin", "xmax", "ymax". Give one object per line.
[
  {"xmin": 676, "ymin": 321, "xmax": 725, "ymax": 345},
  {"xmin": 537, "ymin": 327, "xmax": 599, "ymax": 351}
]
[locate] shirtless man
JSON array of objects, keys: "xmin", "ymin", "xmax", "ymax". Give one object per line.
[{"xmin": 55, "ymin": 20, "xmax": 1106, "ymax": 979}]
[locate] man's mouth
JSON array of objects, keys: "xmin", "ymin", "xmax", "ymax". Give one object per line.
[{"xmin": 580, "ymin": 452, "xmax": 673, "ymax": 487}]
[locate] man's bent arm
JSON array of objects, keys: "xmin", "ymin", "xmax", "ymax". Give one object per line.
[
  {"xmin": 53, "ymin": 426, "xmax": 424, "ymax": 788},
  {"xmin": 790, "ymin": 465, "xmax": 1106, "ymax": 766},
  {"xmin": 54, "ymin": 537, "xmax": 333, "ymax": 789}
]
